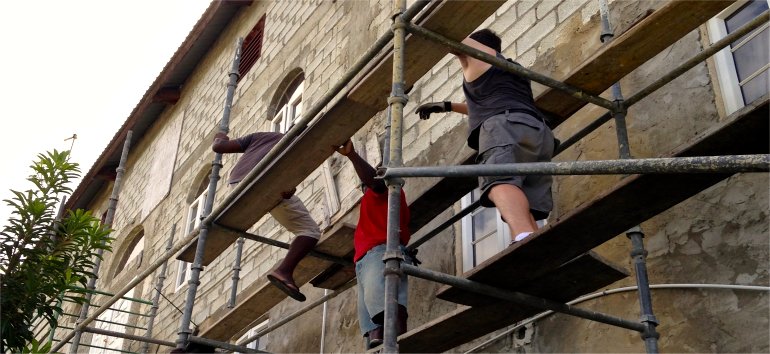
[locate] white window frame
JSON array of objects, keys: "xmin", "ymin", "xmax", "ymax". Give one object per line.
[
  {"xmin": 176, "ymin": 191, "xmax": 207, "ymax": 291},
  {"xmin": 273, "ymin": 81, "xmax": 304, "ymax": 133},
  {"xmin": 237, "ymin": 319, "xmax": 269, "ymax": 353},
  {"xmin": 707, "ymin": 0, "xmax": 770, "ymax": 114},
  {"xmin": 460, "ymin": 190, "xmax": 510, "ymax": 272}
]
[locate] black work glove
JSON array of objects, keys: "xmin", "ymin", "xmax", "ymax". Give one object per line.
[
  {"xmin": 415, "ymin": 101, "xmax": 451, "ymax": 120},
  {"xmin": 404, "ymin": 248, "xmax": 421, "ymax": 266}
]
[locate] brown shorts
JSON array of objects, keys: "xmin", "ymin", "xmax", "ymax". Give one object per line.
[{"xmin": 476, "ymin": 112, "xmax": 554, "ymax": 220}]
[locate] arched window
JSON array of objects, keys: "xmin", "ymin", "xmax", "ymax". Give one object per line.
[
  {"xmin": 115, "ymin": 227, "xmax": 145, "ymax": 275},
  {"xmin": 271, "ymin": 73, "xmax": 304, "ymax": 133}
]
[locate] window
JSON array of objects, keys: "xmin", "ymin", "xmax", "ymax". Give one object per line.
[
  {"xmin": 239, "ymin": 14, "xmax": 266, "ymax": 81},
  {"xmin": 237, "ymin": 320, "xmax": 269, "ymax": 353},
  {"xmin": 708, "ymin": 0, "xmax": 769, "ymax": 114},
  {"xmin": 460, "ymin": 189, "xmax": 510, "ymax": 272},
  {"xmin": 115, "ymin": 229, "xmax": 144, "ymax": 275},
  {"xmin": 460, "ymin": 189, "xmax": 546, "ymax": 272},
  {"xmin": 273, "ymin": 80, "xmax": 304, "ymax": 133},
  {"xmin": 176, "ymin": 191, "xmax": 207, "ymax": 291}
]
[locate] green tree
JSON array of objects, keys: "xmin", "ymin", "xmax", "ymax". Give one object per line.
[{"xmin": 0, "ymin": 150, "xmax": 113, "ymax": 353}]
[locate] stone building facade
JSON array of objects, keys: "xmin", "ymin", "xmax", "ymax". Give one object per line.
[{"xmin": 53, "ymin": 0, "xmax": 767, "ymax": 353}]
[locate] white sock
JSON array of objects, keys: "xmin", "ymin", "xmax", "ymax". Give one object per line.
[{"xmin": 514, "ymin": 232, "xmax": 533, "ymax": 242}]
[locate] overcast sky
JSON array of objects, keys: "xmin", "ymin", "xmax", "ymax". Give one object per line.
[{"xmin": 0, "ymin": 0, "xmax": 212, "ymax": 228}]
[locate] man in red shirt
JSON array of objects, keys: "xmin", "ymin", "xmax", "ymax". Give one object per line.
[{"xmin": 334, "ymin": 140, "xmax": 411, "ymax": 349}]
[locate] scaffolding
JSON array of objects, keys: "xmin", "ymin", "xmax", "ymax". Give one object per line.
[{"xmin": 46, "ymin": 1, "xmax": 770, "ymax": 353}]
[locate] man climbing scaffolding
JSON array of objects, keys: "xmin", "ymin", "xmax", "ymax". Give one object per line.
[
  {"xmin": 415, "ymin": 29, "xmax": 555, "ymax": 245},
  {"xmin": 333, "ymin": 139, "xmax": 412, "ymax": 349},
  {"xmin": 213, "ymin": 131, "xmax": 320, "ymax": 302}
]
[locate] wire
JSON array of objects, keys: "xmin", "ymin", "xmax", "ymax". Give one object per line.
[
  {"xmin": 464, "ymin": 283, "xmax": 770, "ymax": 353},
  {"xmin": 156, "ymin": 287, "xmax": 198, "ymax": 328}
]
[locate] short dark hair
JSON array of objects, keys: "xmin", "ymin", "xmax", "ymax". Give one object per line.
[{"xmin": 469, "ymin": 29, "xmax": 501, "ymax": 52}]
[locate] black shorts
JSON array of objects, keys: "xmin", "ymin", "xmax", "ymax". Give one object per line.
[{"xmin": 476, "ymin": 112, "xmax": 555, "ymax": 220}]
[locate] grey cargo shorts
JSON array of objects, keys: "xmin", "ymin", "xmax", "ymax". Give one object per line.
[{"xmin": 476, "ymin": 111, "xmax": 555, "ymax": 220}]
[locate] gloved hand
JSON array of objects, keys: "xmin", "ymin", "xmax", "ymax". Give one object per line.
[
  {"xmin": 415, "ymin": 101, "xmax": 451, "ymax": 120},
  {"xmin": 404, "ymin": 248, "xmax": 421, "ymax": 266}
]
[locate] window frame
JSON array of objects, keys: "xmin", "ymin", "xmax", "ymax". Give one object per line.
[
  {"xmin": 460, "ymin": 190, "xmax": 510, "ymax": 272},
  {"xmin": 176, "ymin": 191, "xmax": 208, "ymax": 291},
  {"xmin": 707, "ymin": 0, "xmax": 770, "ymax": 114},
  {"xmin": 273, "ymin": 81, "xmax": 304, "ymax": 133},
  {"xmin": 237, "ymin": 319, "xmax": 269, "ymax": 353}
]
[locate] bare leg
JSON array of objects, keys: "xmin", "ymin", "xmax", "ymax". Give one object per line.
[{"xmin": 487, "ymin": 184, "xmax": 536, "ymax": 240}]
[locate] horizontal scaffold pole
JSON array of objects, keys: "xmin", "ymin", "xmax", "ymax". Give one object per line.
[
  {"xmin": 625, "ymin": 11, "xmax": 770, "ymax": 107},
  {"xmin": 403, "ymin": 22, "xmax": 616, "ymax": 112},
  {"xmin": 82, "ymin": 326, "xmax": 175, "ymax": 347},
  {"xmin": 238, "ymin": 280, "xmax": 357, "ymax": 346},
  {"xmin": 381, "ymin": 155, "xmax": 769, "ymax": 178},
  {"xmin": 188, "ymin": 335, "xmax": 264, "ymax": 353},
  {"xmin": 212, "ymin": 223, "xmax": 353, "ymax": 266},
  {"xmin": 407, "ymin": 200, "xmax": 481, "ymax": 251},
  {"xmin": 401, "ymin": 264, "xmax": 646, "ymax": 332}
]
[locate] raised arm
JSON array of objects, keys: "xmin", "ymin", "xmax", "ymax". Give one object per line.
[
  {"xmin": 212, "ymin": 132, "xmax": 244, "ymax": 153},
  {"xmin": 333, "ymin": 140, "xmax": 386, "ymax": 194}
]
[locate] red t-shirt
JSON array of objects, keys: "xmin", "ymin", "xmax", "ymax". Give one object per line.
[{"xmin": 353, "ymin": 189, "xmax": 410, "ymax": 262}]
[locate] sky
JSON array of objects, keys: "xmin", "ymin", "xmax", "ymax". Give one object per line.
[{"xmin": 0, "ymin": 0, "xmax": 212, "ymax": 228}]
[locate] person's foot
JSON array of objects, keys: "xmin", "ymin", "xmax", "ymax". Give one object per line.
[
  {"xmin": 509, "ymin": 232, "xmax": 533, "ymax": 246},
  {"xmin": 367, "ymin": 327, "xmax": 383, "ymax": 349},
  {"xmin": 267, "ymin": 270, "xmax": 306, "ymax": 302}
]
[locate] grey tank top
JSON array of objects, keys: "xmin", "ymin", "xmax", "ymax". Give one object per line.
[{"xmin": 463, "ymin": 53, "xmax": 542, "ymax": 150}]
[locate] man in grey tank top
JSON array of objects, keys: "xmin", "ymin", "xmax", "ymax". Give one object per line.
[{"xmin": 415, "ymin": 29, "xmax": 555, "ymax": 245}]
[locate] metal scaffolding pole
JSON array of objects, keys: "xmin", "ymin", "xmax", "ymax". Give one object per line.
[
  {"xmin": 238, "ymin": 280, "xmax": 357, "ymax": 346},
  {"xmin": 212, "ymin": 223, "xmax": 353, "ymax": 266},
  {"xmin": 381, "ymin": 155, "xmax": 769, "ymax": 178},
  {"xmin": 69, "ymin": 130, "xmax": 133, "ymax": 354},
  {"xmin": 141, "ymin": 226, "xmax": 175, "ymax": 353},
  {"xmin": 625, "ymin": 11, "xmax": 770, "ymax": 108},
  {"xmin": 383, "ymin": 0, "xmax": 408, "ymax": 351},
  {"xmin": 228, "ymin": 236, "xmax": 246, "ymax": 308},
  {"xmin": 403, "ymin": 22, "xmax": 616, "ymax": 112},
  {"xmin": 83, "ymin": 327, "xmax": 175, "ymax": 348},
  {"xmin": 401, "ymin": 264, "xmax": 646, "ymax": 332},
  {"xmin": 175, "ymin": 39, "xmax": 242, "ymax": 350},
  {"xmin": 598, "ymin": 1, "xmax": 659, "ymax": 350},
  {"xmin": 406, "ymin": 200, "xmax": 481, "ymax": 251}
]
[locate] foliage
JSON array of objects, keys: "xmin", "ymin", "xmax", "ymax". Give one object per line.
[{"xmin": 0, "ymin": 150, "xmax": 113, "ymax": 353}]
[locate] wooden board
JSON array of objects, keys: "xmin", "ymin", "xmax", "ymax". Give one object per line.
[
  {"xmin": 394, "ymin": 252, "xmax": 628, "ymax": 353},
  {"xmin": 437, "ymin": 97, "xmax": 769, "ymax": 305},
  {"xmin": 537, "ymin": 0, "xmax": 733, "ymax": 124},
  {"xmin": 178, "ymin": 0, "xmax": 507, "ymax": 265},
  {"xmin": 197, "ymin": 223, "xmax": 355, "ymax": 340}
]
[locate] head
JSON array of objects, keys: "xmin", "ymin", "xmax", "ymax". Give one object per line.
[{"xmin": 469, "ymin": 29, "xmax": 502, "ymax": 52}]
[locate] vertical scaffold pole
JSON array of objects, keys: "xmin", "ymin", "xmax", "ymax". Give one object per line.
[
  {"xmin": 598, "ymin": 1, "xmax": 659, "ymax": 352},
  {"xmin": 383, "ymin": 0, "xmax": 408, "ymax": 352},
  {"xmin": 69, "ymin": 130, "xmax": 133, "ymax": 354},
  {"xmin": 141, "ymin": 225, "xmax": 176, "ymax": 353},
  {"xmin": 176, "ymin": 39, "xmax": 242, "ymax": 349},
  {"xmin": 228, "ymin": 236, "xmax": 246, "ymax": 308}
]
